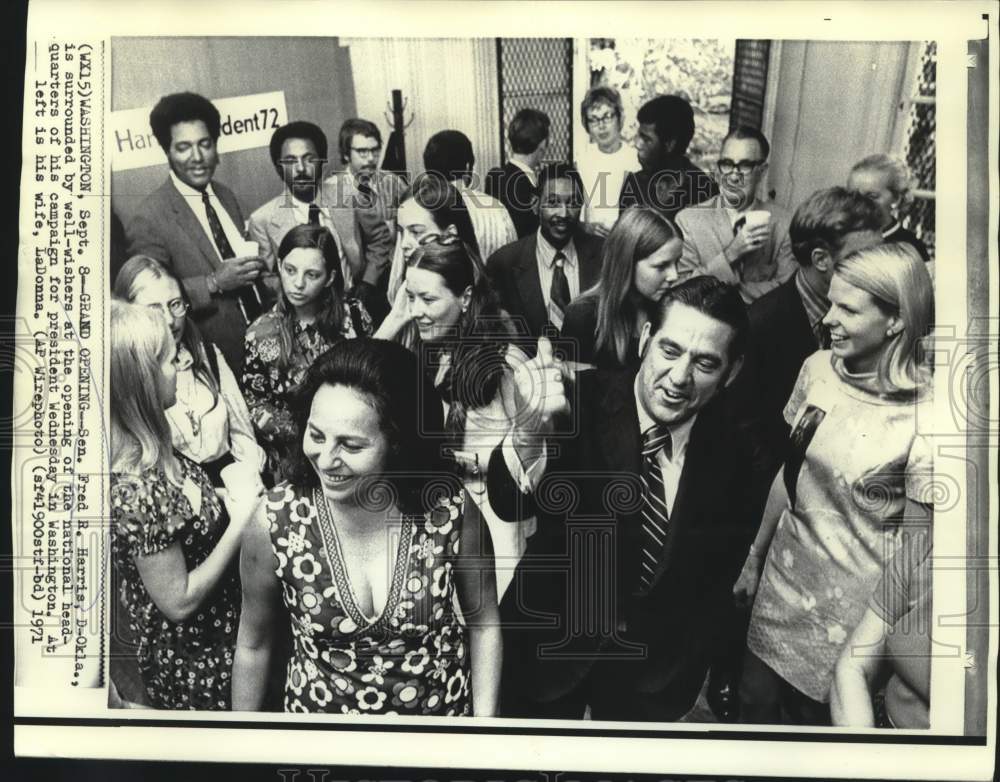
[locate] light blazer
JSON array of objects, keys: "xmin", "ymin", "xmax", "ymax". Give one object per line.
[
  {"xmin": 488, "ymin": 369, "xmax": 762, "ymax": 718},
  {"xmin": 125, "ymin": 176, "xmax": 250, "ymax": 368},
  {"xmin": 486, "ymin": 231, "xmax": 605, "ymax": 340},
  {"xmin": 675, "ymin": 195, "xmax": 797, "ymax": 304}
]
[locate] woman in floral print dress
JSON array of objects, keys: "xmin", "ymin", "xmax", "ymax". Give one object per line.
[
  {"xmin": 109, "ymin": 301, "xmax": 258, "ymax": 709},
  {"xmin": 242, "ymin": 224, "xmax": 372, "ymax": 482},
  {"xmin": 233, "ymin": 339, "xmax": 501, "ymax": 715}
]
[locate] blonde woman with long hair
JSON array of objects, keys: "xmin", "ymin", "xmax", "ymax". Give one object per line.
[
  {"xmin": 734, "ymin": 244, "xmax": 935, "ymax": 724},
  {"xmin": 110, "ymin": 300, "xmax": 257, "ymax": 709}
]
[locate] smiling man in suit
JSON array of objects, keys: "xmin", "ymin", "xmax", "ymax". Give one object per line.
[
  {"xmin": 125, "ymin": 92, "xmax": 265, "ymax": 368},
  {"xmin": 486, "ymin": 163, "xmax": 604, "ymax": 340},
  {"xmin": 675, "ymin": 126, "xmax": 797, "ymax": 304},
  {"xmin": 490, "ymin": 275, "xmax": 763, "ymax": 722}
]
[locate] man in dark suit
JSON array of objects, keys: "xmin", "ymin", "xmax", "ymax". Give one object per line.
[
  {"xmin": 732, "ymin": 186, "xmax": 883, "ymax": 480},
  {"xmin": 486, "ymin": 108, "xmax": 550, "ymax": 238},
  {"xmin": 490, "ymin": 276, "xmax": 764, "ymax": 722},
  {"xmin": 619, "ymin": 95, "xmax": 718, "ymax": 222},
  {"xmin": 486, "ymin": 163, "xmax": 604, "ymax": 340},
  {"xmin": 125, "ymin": 92, "xmax": 265, "ymax": 368}
]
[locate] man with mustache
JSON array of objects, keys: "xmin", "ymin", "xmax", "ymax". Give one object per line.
[
  {"xmin": 489, "ymin": 275, "xmax": 764, "ymax": 722},
  {"xmin": 125, "ymin": 92, "xmax": 266, "ymax": 369},
  {"xmin": 486, "ymin": 163, "xmax": 604, "ymax": 339},
  {"xmin": 249, "ymin": 121, "xmax": 392, "ymax": 323},
  {"xmin": 322, "ymin": 118, "xmax": 406, "ymax": 291}
]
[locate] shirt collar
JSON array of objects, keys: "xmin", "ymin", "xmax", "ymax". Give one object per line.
[
  {"xmin": 536, "ymin": 230, "xmax": 577, "ymax": 269},
  {"xmin": 882, "ymin": 221, "xmax": 901, "ymax": 238},
  {"xmin": 794, "ymin": 269, "xmax": 830, "ymax": 328},
  {"xmin": 170, "ymin": 170, "xmax": 217, "ymax": 201},
  {"xmin": 509, "ymin": 157, "xmax": 537, "ymax": 186},
  {"xmin": 284, "ymin": 188, "xmax": 317, "ymax": 220},
  {"xmin": 632, "ymin": 377, "xmax": 697, "ymax": 462}
]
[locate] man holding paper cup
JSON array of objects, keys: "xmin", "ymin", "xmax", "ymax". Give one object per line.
[
  {"xmin": 125, "ymin": 92, "xmax": 268, "ymax": 369},
  {"xmin": 675, "ymin": 126, "xmax": 797, "ymax": 304}
]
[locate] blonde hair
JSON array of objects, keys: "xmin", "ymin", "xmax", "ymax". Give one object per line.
[
  {"xmin": 110, "ymin": 299, "xmax": 179, "ymax": 480},
  {"xmin": 850, "ymin": 154, "xmax": 913, "ymax": 201},
  {"xmin": 834, "ymin": 243, "xmax": 934, "ymax": 394}
]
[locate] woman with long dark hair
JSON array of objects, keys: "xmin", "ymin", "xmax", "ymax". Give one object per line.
[
  {"xmin": 561, "ymin": 206, "xmax": 683, "ymax": 369},
  {"xmin": 233, "ymin": 339, "xmax": 501, "ymax": 715},
  {"xmin": 242, "ymin": 224, "xmax": 373, "ymax": 481},
  {"xmin": 109, "ymin": 300, "xmax": 257, "ymax": 710},
  {"xmin": 114, "ymin": 255, "xmax": 265, "ymax": 486}
]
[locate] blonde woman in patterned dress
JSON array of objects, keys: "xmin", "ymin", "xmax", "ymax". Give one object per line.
[
  {"xmin": 734, "ymin": 244, "xmax": 934, "ymax": 724},
  {"xmin": 109, "ymin": 301, "xmax": 258, "ymax": 709},
  {"xmin": 233, "ymin": 339, "xmax": 501, "ymax": 716},
  {"xmin": 242, "ymin": 224, "xmax": 373, "ymax": 482}
]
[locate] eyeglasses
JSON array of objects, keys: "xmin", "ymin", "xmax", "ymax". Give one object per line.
[
  {"xmin": 717, "ymin": 158, "xmax": 765, "ymax": 175},
  {"xmin": 586, "ymin": 112, "xmax": 618, "ymax": 127},
  {"xmin": 146, "ymin": 299, "xmax": 189, "ymax": 318},
  {"xmin": 350, "ymin": 146, "xmax": 382, "ymax": 158}
]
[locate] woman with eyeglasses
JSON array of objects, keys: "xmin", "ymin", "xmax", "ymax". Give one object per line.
[
  {"xmin": 377, "ymin": 227, "xmax": 536, "ymax": 600},
  {"xmin": 110, "ymin": 300, "xmax": 259, "ymax": 709},
  {"xmin": 114, "ymin": 255, "xmax": 266, "ymax": 488},
  {"xmin": 577, "ymin": 86, "xmax": 634, "ymax": 236},
  {"xmin": 233, "ymin": 339, "xmax": 500, "ymax": 716},
  {"xmin": 242, "ymin": 224, "xmax": 373, "ymax": 482},
  {"xmin": 561, "ymin": 206, "xmax": 683, "ymax": 369},
  {"xmin": 733, "ymin": 244, "xmax": 935, "ymax": 725}
]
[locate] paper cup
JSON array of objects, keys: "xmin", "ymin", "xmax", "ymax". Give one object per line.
[
  {"xmin": 744, "ymin": 210, "xmax": 771, "ymax": 230},
  {"xmin": 220, "ymin": 463, "xmax": 263, "ymax": 506}
]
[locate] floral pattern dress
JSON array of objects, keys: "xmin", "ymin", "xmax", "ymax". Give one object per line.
[
  {"xmin": 242, "ymin": 299, "xmax": 372, "ymax": 480},
  {"xmin": 264, "ymin": 483, "xmax": 471, "ymax": 715},
  {"xmin": 110, "ymin": 454, "xmax": 241, "ymax": 710}
]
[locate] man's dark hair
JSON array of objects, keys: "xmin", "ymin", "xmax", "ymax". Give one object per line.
[
  {"xmin": 636, "ymin": 95, "xmax": 695, "ymax": 156},
  {"xmin": 789, "ymin": 186, "xmax": 883, "ymax": 267},
  {"xmin": 338, "ymin": 118, "xmax": 382, "ymax": 164},
  {"xmin": 268, "ymin": 121, "xmax": 328, "ymax": 168},
  {"xmin": 649, "ymin": 276, "xmax": 749, "ymax": 362},
  {"xmin": 423, "ymin": 130, "xmax": 475, "ymax": 182},
  {"xmin": 536, "ymin": 162, "xmax": 585, "ymax": 202},
  {"xmin": 508, "ymin": 108, "xmax": 551, "ymax": 155},
  {"xmin": 149, "ymin": 92, "xmax": 221, "ymax": 152},
  {"xmin": 722, "ymin": 124, "xmax": 771, "ymax": 161},
  {"xmin": 287, "ymin": 338, "xmax": 458, "ymax": 515}
]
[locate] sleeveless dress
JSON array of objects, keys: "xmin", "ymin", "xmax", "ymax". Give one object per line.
[{"xmin": 265, "ymin": 482, "xmax": 471, "ymax": 715}]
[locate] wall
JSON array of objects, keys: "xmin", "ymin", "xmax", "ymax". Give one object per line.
[
  {"xmin": 110, "ymin": 37, "xmax": 356, "ymax": 225},
  {"xmin": 765, "ymin": 40, "xmax": 911, "ymax": 211}
]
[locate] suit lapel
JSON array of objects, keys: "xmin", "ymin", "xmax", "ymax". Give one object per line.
[
  {"xmin": 513, "ymin": 235, "xmax": 548, "ymax": 334},
  {"xmin": 165, "ymin": 178, "xmax": 221, "ymax": 274},
  {"xmin": 709, "ymin": 197, "xmax": 733, "ymax": 253}
]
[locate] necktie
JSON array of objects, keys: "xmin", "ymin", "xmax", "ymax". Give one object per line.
[
  {"xmin": 732, "ymin": 216, "xmax": 746, "ymax": 236},
  {"xmin": 550, "ymin": 250, "xmax": 571, "ymax": 317},
  {"xmin": 201, "ymin": 190, "xmax": 235, "ymax": 259},
  {"xmin": 308, "ymin": 202, "xmax": 321, "ymax": 226},
  {"xmin": 355, "ymin": 178, "xmax": 376, "ymax": 210},
  {"xmin": 637, "ymin": 424, "xmax": 672, "ymax": 593}
]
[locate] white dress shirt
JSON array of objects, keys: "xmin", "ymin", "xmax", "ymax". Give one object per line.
[
  {"xmin": 633, "ymin": 380, "xmax": 697, "ymax": 516},
  {"xmin": 535, "ymin": 232, "xmax": 580, "ymax": 311},
  {"xmin": 170, "ymin": 171, "xmax": 245, "ymax": 259}
]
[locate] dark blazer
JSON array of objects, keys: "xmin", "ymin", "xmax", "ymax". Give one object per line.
[
  {"xmin": 884, "ymin": 224, "xmax": 931, "ymax": 263},
  {"xmin": 560, "ymin": 293, "xmax": 641, "ymax": 370},
  {"xmin": 486, "ymin": 231, "xmax": 604, "ymax": 340},
  {"xmin": 485, "ymin": 162, "xmax": 539, "ymax": 238},
  {"xmin": 125, "ymin": 177, "xmax": 251, "ymax": 368},
  {"xmin": 729, "ymin": 272, "xmax": 820, "ymax": 480},
  {"xmin": 489, "ymin": 369, "xmax": 761, "ymax": 720},
  {"xmin": 618, "ymin": 156, "xmax": 719, "ymax": 222}
]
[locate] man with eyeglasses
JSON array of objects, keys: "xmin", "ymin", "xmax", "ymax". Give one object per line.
[
  {"xmin": 249, "ymin": 122, "xmax": 392, "ymax": 322},
  {"xmin": 675, "ymin": 126, "xmax": 796, "ymax": 304},
  {"xmin": 577, "ymin": 86, "xmax": 635, "ymax": 236},
  {"xmin": 323, "ymin": 118, "xmax": 406, "ymax": 291},
  {"xmin": 618, "ymin": 95, "xmax": 718, "ymax": 222}
]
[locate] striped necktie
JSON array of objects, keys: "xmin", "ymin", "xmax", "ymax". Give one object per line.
[
  {"xmin": 201, "ymin": 190, "xmax": 235, "ymax": 259},
  {"xmin": 638, "ymin": 424, "xmax": 672, "ymax": 593}
]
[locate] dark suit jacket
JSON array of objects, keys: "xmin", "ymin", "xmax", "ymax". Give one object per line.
[
  {"xmin": 125, "ymin": 177, "xmax": 250, "ymax": 368},
  {"xmin": 884, "ymin": 224, "xmax": 931, "ymax": 263},
  {"xmin": 485, "ymin": 162, "xmax": 539, "ymax": 238},
  {"xmin": 618, "ymin": 156, "xmax": 719, "ymax": 222},
  {"xmin": 729, "ymin": 272, "xmax": 820, "ymax": 480},
  {"xmin": 488, "ymin": 369, "xmax": 761, "ymax": 719},
  {"xmin": 486, "ymin": 231, "xmax": 604, "ymax": 340}
]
